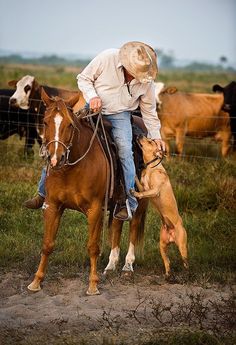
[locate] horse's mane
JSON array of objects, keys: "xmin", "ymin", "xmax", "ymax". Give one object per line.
[{"xmin": 45, "ymin": 98, "xmax": 97, "ymax": 134}]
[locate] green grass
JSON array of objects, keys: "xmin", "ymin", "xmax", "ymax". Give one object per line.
[
  {"xmin": 0, "ymin": 135, "xmax": 235, "ymax": 284},
  {"xmin": 0, "ymin": 65, "xmax": 236, "ymax": 285}
]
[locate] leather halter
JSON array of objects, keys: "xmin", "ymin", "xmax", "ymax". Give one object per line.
[
  {"xmin": 136, "ymin": 138, "xmax": 165, "ymax": 169},
  {"xmin": 143, "ymin": 154, "xmax": 164, "ymax": 169}
]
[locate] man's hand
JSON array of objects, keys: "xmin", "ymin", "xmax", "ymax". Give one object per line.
[
  {"xmin": 89, "ymin": 97, "xmax": 102, "ymax": 112},
  {"xmin": 154, "ymin": 139, "xmax": 166, "ymax": 153}
]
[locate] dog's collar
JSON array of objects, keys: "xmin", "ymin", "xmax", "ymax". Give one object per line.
[{"xmin": 143, "ymin": 155, "xmax": 163, "ymax": 169}]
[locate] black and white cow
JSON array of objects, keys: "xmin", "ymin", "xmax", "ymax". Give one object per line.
[
  {"xmin": 7, "ymin": 75, "xmax": 85, "ymax": 155},
  {"xmin": 0, "ymin": 88, "xmax": 43, "ymax": 155},
  {"xmin": 212, "ymin": 81, "xmax": 236, "ymax": 150}
]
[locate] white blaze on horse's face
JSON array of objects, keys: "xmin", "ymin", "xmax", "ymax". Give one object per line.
[
  {"xmin": 10, "ymin": 75, "xmax": 35, "ymax": 109},
  {"xmin": 50, "ymin": 113, "xmax": 63, "ymax": 167}
]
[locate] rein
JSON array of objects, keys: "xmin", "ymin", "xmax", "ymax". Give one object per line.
[{"xmin": 66, "ymin": 111, "xmax": 102, "ymax": 166}]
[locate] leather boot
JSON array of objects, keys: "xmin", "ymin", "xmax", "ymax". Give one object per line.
[{"xmin": 23, "ymin": 195, "xmax": 45, "ymax": 209}]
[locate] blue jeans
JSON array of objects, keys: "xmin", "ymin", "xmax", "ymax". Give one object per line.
[
  {"xmin": 38, "ymin": 167, "xmax": 46, "ymax": 198},
  {"xmin": 105, "ymin": 112, "xmax": 138, "ymax": 212},
  {"xmin": 38, "ymin": 111, "xmax": 138, "ymax": 212}
]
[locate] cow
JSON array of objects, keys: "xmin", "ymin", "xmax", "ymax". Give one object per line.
[
  {"xmin": 8, "ymin": 75, "xmax": 86, "ymax": 147},
  {"xmin": 212, "ymin": 81, "xmax": 236, "ymax": 151},
  {"xmin": 154, "ymin": 82, "xmax": 165, "ymax": 109},
  {"xmin": 156, "ymin": 89, "xmax": 232, "ymax": 157},
  {"xmin": 0, "ymin": 88, "xmax": 43, "ymax": 155}
]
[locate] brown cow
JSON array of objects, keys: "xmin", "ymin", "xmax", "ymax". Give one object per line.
[{"xmin": 157, "ymin": 89, "xmax": 231, "ymax": 157}]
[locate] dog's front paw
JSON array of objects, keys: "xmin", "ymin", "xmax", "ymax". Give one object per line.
[
  {"xmin": 130, "ymin": 189, "xmax": 142, "ymax": 199},
  {"xmin": 130, "ymin": 188, "xmax": 136, "ymax": 196}
]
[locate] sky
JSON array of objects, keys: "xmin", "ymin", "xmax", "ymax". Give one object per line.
[{"xmin": 0, "ymin": 0, "xmax": 235, "ymax": 66}]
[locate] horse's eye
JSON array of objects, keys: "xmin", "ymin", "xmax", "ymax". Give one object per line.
[{"xmin": 24, "ymin": 85, "xmax": 31, "ymax": 93}]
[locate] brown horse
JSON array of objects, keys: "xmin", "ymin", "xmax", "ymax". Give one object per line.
[{"xmin": 28, "ymin": 88, "xmax": 148, "ymax": 295}]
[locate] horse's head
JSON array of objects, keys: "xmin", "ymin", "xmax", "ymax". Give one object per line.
[{"xmin": 41, "ymin": 88, "xmax": 79, "ymax": 168}]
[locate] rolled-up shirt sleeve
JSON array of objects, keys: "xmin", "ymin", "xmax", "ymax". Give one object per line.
[
  {"xmin": 76, "ymin": 55, "xmax": 103, "ymax": 103},
  {"xmin": 139, "ymin": 83, "xmax": 162, "ymax": 139}
]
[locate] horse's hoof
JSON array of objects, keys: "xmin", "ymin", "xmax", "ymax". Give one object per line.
[
  {"xmin": 103, "ymin": 269, "xmax": 109, "ymax": 275},
  {"xmin": 86, "ymin": 288, "xmax": 100, "ymax": 296},
  {"xmin": 103, "ymin": 268, "xmax": 116, "ymax": 276},
  {"xmin": 122, "ymin": 263, "xmax": 134, "ymax": 273},
  {"xmin": 27, "ymin": 282, "xmax": 41, "ymax": 292},
  {"xmin": 165, "ymin": 273, "xmax": 178, "ymax": 284},
  {"xmin": 121, "ymin": 270, "xmax": 133, "ymax": 277}
]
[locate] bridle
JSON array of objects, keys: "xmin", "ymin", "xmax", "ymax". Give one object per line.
[
  {"xmin": 39, "ymin": 101, "xmax": 101, "ymax": 168},
  {"xmin": 39, "ymin": 129, "xmax": 75, "ymax": 166}
]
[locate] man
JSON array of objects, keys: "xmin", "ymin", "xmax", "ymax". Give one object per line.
[{"xmin": 24, "ymin": 41, "xmax": 165, "ymax": 220}]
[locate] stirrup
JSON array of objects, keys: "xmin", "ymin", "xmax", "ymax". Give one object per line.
[{"xmin": 113, "ymin": 199, "xmax": 132, "ymax": 221}]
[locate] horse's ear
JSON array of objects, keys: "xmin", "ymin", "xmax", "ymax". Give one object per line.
[
  {"xmin": 8, "ymin": 80, "xmax": 18, "ymax": 88},
  {"xmin": 66, "ymin": 92, "xmax": 81, "ymax": 109},
  {"xmin": 41, "ymin": 87, "xmax": 53, "ymax": 107}
]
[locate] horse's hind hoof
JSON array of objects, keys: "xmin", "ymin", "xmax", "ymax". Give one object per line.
[
  {"xmin": 165, "ymin": 273, "xmax": 178, "ymax": 284},
  {"xmin": 121, "ymin": 270, "xmax": 133, "ymax": 277}
]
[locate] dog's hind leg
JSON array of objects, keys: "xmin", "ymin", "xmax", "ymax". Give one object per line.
[
  {"xmin": 175, "ymin": 221, "xmax": 188, "ymax": 270},
  {"xmin": 159, "ymin": 225, "xmax": 171, "ymax": 276}
]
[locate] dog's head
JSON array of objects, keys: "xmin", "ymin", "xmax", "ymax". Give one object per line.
[{"xmin": 137, "ymin": 135, "xmax": 163, "ymax": 161}]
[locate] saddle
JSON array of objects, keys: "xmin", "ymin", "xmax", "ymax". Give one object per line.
[{"xmin": 77, "ymin": 108, "xmax": 147, "ymax": 215}]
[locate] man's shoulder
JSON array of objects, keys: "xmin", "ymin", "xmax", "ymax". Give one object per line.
[{"xmin": 97, "ymin": 48, "xmax": 119, "ymax": 58}]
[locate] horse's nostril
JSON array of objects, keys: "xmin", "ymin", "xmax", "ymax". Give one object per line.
[{"xmin": 60, "ymin": 154, "xmax": 66, "ymax": 164}]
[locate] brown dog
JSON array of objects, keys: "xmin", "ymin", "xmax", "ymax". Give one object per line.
[{"xmin": 131, "ymin": 136, "xmax": 188, "ymax": 277}]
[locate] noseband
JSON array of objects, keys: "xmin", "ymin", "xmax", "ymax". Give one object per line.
[{"xmin": 39, "ymin": 131, "xmax": 75, "ymax": 166}]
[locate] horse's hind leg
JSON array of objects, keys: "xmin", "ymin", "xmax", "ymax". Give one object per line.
[
  {"xmin": 28, "ymin": 204, "xmax": 63, "ymax": 292},
  {"xmin": 103, "ymin": 219, "xmax": 123, "ymax": 274},
  {"xmin": 122, "ymin": 199, "xmax": 148, "ymax": 273}
]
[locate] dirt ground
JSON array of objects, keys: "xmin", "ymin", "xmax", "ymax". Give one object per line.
[{"xmin": 0, "ymin": 270, "xmax": 235, "ymax": 345}]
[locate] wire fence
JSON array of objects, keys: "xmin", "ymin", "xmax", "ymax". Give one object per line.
[{"xmin": 0, "ymin": 95, "xmax": 235, "ymax": 163}]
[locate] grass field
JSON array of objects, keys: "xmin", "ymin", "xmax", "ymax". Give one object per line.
[
  {"xmin": 0, "ymin": 65, "xmax": 236, "ymax": 344},
  {"xmin": 0, "ymin": 64, "xmax": 236, "ymax": 280}
]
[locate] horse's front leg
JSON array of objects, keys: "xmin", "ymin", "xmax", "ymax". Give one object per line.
[
  {"xmin": 28, "ymin": 203, "xmax": 63, "ymax": 291},
  {"xmin": 103, "ymin": 219, "xmax": 123, "ymax": 274},
  {"xmin": 86, "ymin": 204, "xmax": 103, "ymax": 295}
]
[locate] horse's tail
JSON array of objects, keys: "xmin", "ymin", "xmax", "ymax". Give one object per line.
[{"xmin": 133, "ymin": 199, "xmax": 149, "ymax": 253}]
